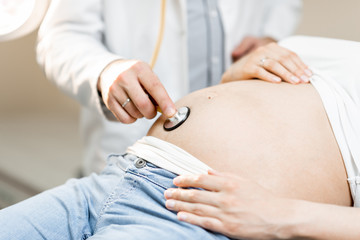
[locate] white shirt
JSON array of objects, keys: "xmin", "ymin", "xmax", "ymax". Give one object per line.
[
  {"xmin": 37, "ymin": 0, "xmax": 302, "ymax": 174},
  {"xmin": 187, "ymin": 0, "xmax": 225, "ymax": 91}
]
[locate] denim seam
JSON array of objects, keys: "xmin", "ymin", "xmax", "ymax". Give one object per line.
[
  {"xmin": 126, "ymin": 169, "xmax": 169, "ymax": 190},
  {"xmin": 93, "ymin": 178, "xmax": 135, "ymax": 233}
]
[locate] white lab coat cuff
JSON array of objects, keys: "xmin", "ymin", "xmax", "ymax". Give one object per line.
[{"xmin": 88, "ymin": 54, "xmax": 123, "ymax": 121}]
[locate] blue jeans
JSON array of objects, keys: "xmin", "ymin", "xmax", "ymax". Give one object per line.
[{"xmin": 0, "ymin": 154, "xmax": 230, "ymax": 240}]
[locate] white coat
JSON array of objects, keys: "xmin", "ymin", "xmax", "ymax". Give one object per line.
[{"xmin": 37, "ymin": 0, "xmax": 302, "ymax": 174}]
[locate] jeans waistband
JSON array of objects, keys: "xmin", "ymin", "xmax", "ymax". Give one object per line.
[
  {"xmin": 107, "ymin": 153, "xmax": 160, "ymax": 172},
  {"xmin": 107, "ymin": 153, "xmax": 177, "ymax": 190}
]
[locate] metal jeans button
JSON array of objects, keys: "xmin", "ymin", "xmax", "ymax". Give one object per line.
[{"xmin": 134, "ymin": 158, "xmax": 146, "ymax": 168}]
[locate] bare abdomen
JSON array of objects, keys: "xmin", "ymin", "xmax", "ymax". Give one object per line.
[{"xmin": 148, "ymin": 81, "xmax": 352, "ymax": 206}]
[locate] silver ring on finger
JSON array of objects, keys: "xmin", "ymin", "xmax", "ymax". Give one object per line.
[
  {"xmin": 121, "ymin": 98, "xmax": 131, "ymax": 108},
  {"xmin": 259, "ymin": 57, "xmax": 268, "ymax": 67}
]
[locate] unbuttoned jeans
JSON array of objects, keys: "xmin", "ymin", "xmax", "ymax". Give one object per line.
[{"xmin": 0, "ymin": 154, "xmax": 230, "ymax": 240}]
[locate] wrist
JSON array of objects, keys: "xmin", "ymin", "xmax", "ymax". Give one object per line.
[
  {"xmin": 270, "ymin": 198, "xmax": 359, "ymax": 240},
  {"xmin": 270, "ymin": 199, "xmax": 312, "ymax": 239},
  {"xmin": 98, "ymin": 58, "xmax": 125, "ymax": 92},
  {"xmin": 276, "ymin": 199, "xmax": 331, "ymax": 240}
]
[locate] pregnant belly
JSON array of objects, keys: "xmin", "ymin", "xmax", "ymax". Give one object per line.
[{"xmin": 148, "ymin": 80, "xmax": 352, "ymax": 206}]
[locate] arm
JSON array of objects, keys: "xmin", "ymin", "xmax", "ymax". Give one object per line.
[
  {"xmin": 37, "ymin": 0, "xmax": 175, "ymax": 123},
  {"xmin": 36, "ymin": 0, "xmax": 119, "ymax": 115},
  {"xmin": 232, "ymin": 0, "xmax": 303, "ymax": 61},
  {"xmin": 164, "ymin": 170, "xmax": 360, "ymax": 240}
]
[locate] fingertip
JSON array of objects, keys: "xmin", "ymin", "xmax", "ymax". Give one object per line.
[
  {"xmin": 208, "ymin": 169, "xmax": 225, "ymax": 176},
  {"xmin": 143, "ymin": 107, "xmax": 157, "ymax": 120},
  {"xmin": 305, "ymin": 68, "xmax": 313, "ymax": 77},
  {"xmin": 231, "ymin": 50, "xmax": 240, "ymax": 56},
  {"xmin": 178, "ymin": 212, "xmax": 188, "ymax": 221},
  {"xmin": 271, "ymin": 76, "xmax": 281, "ymax": 83},
  {"xmin": 300, "ymin": 75, "xmax": 310, "ymax": 83},
  {"xmin": 290, "ymin": 76, "xmax": 300, "ymax": 84},
  {"xmin": 164, "ymin": 106, "xmax": 176, "ymax": 118},
  {"xmin": 164, "ymin": 189, "xmax": 173, "ymax": 198},
  {"xmin": 173, "ymin": 176, "xmax": 182, "ymax": 185},
  {"xmin": 166, "ymin": 200, "xmax": 176, "ymax": 209}
]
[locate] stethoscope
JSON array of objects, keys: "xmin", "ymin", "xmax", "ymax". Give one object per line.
[{"xmin": 151, "ymin": 0, "xmax": 190, "ymax": 131}]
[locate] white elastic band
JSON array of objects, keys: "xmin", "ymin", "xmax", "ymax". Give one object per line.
[{"xmin": 126, "ymin": 136, "xmax": 211, "ymax": 176}]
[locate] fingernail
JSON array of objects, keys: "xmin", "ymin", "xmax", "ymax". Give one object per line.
[
  {"xmin": 305, "ymin": 69, "xmax": 313, "ymax": 77},
  {"xmin": 272, "ymin": 76, "xmax": 281, "ymax": 82},
  {"xmin": 178, "ymin": 212, "xmax": 187, "ymax": 221},
  {"xmin": 301, "ymin": 75, "xmax": 309, "ymax": 83},
  {"xmin": 173, "ymin": 177, "xmax": 182, "ymax": 185},
  {"xmin": 166, "ymin": 200, "xmax": 175, "ymax": 209},
  {"xmin": 164, "ymin": 190, "xmax": 173, "ymax": 198},
  {"xmin": 208, "ymin": 169, "xmax": 223, "ymax": 176},
  {"xmin": 291, "ymin": 76, "xmax": 300, "ymax": 83},
  {"xmin": 164, "ymin": 107, "xmax": 176, "ymax": 118}
]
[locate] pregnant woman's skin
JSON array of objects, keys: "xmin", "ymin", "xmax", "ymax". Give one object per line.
[{"xmin": 148, "ymin": 80, "xmax": 351, "ymax": 205}]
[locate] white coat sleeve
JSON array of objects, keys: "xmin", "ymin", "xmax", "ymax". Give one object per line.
[
  {"xmin": 261, "ymin": 0, "xmax": 303, "ymax": 41},
  {"xmin": 36, "ymin": 0, "xmax": 120, "ymax": 116}
]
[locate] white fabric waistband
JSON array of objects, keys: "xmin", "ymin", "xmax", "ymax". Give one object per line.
[{"xmin": 126, "ymin": 136, "xmax": 212, "ymax": 176}]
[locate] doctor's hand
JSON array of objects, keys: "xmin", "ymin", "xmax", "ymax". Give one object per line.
[
  {"xmin": 222, "ymin": 42, "xmax": 313, "ymax": 85},
  {"xmin": 98, "ymin": 59, "xmax": 176, "ymax": 123},
  {"xmin": 164, "ymin": 170, "xmax": 294, "ymax": 240}
]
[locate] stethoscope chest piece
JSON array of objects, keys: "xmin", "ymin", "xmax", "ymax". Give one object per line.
[{"xmin": 163, "ymin": 106, "xmax": 190, "ymax": 131}]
